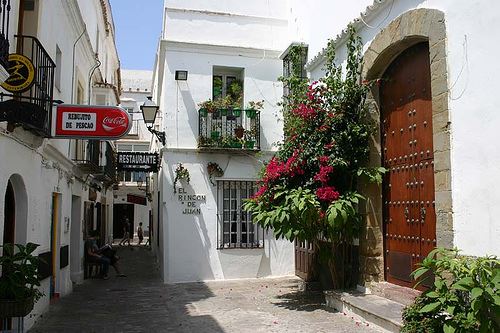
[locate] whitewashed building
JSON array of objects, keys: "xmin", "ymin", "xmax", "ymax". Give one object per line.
[
  {"xmin": 151, "ymin": 0, "xmax": 500, "ymax": 289},
  {"xmin": 114, "ymin": 69, "xmax": 153, "ymax": 243},
  {"xmin": 286, "ymin": 0, "xmax": 500, "ymax": 289},
  {"xmin": 151, "ymin": 0, "xmax": 295, "ymax": 283},
  {"xmin": 0, "ymin": 0, "xmax": 121, "ymax": 329}
]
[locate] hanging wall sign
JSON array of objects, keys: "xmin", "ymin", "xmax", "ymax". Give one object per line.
[
  {"xmin": 0, "ymin": 54, "xmax": 36, "ymax": 93},
  {"xmin": 117, "ymin": 152, "xmax": 159, "ymax": 172},
  {"xmin": 53, "ymin": 104, "xmax": 131, "ymax": 139}
]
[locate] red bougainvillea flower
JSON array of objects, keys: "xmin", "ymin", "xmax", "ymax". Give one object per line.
[
  {"xmin": 251, "ymin": 185, "xmax": 267, "ymax": 200},
  {"xmin": 292, "ymin": 103, "xmax": 316, "ymax": 120},
  {"xmin": 264, "ymin": 157, "xmax": 285, "ymax": 181},
  {"xmin": 314, "ymin": 165, "xmax": 334, "ymax": 184},
  {"xmin": 318, "ymin": 156, "xmax": 330, "ymax": 165},
  {"xmin": 324, "ymin": 141, "xmax": 335, "ymax": 150},
  {"xmin": 316, "ymin": 186, "xmax": 340, "ymax": 202},
  {"xmin": 285, "ymin": 149, "xmax": 305, "ymax": 177},
  {"xmin": 319, "ymin": 210, "xmax": 326, "ymax": 220}
]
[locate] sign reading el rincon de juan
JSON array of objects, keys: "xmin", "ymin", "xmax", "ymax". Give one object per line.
[
  {"xmin": 53, "ymin": 104, "xmax": 131, "ymax": 139},
  {"xmin": 117, "ymin": 152, "xmax": 159, "ymax": 172}
]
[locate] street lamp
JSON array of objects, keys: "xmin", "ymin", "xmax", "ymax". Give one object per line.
[{"xmin": 141, "ymin": 96, "xmax": 166, "ymax": 145}]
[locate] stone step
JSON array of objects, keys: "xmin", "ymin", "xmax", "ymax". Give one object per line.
[
  {"xmin": 369, "ymin": 282, "xmax": 421, "ymax": 306},
  {"xmin": 324, "ymin": 290, "xmax": 404, "ymax": 333}
]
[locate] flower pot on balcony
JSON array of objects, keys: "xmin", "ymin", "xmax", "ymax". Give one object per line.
[
  {"xmin": 220, "ymin": 108, "xmax": 228, "ymax": 116},
  {"xmin": 244, "ymin": 141, "xmax": 255, "ymax": 149},
  {"xmin": 231, "ymin": 142, "xmax": 243, "ymax": 149},
  {"xmin": 210, "ymin": 131, "xmax": 220, "ymax": 140},
  {"xmin": 234, "ymin": 127, "xmax": 245, "ymax": 139},
  {"xmin": 232, "ymin": 108, "xmax": 242, "ymax": 117},
  {"xmin": 0, "ymin": 297, "xmax": 34, "ymax": 318},
  {"xmin": 199, "ymin": 108, "xmax": 208, "ymax": 117},
  {"xmin": 245, "ymin": 109, "xmax": 257, "ymax": 119}
]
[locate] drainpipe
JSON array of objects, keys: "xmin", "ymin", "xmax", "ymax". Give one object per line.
[
  {"xmin": 68, "ymin": 26, "xmax": 86, "ymax": 157},
  {"xmin": 87, "ymin": 56, "xmax": 101, "ymax": 105},
  {"xmin": 71, "ymin": 26, "xmax": 86, "ymax": 104}
]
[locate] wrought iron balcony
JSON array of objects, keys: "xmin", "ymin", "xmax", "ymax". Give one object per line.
[
  {"xmin": 73, "ymin": 140, "xmax": 101, "ymax": 174},
  {"xmin": 198, "ymin": 108, "xmax": 260, "ymax": 151},
  {"xmin": 95, "ymin": 142, "xmax": 117, "ymax": 185},
  {"xmin": 0, "ymin": 35, "xmax": 55, "ymax": 136},
  {"xmin": 0, "ymin": 0, "xmax": 11, "ymax": 70}
]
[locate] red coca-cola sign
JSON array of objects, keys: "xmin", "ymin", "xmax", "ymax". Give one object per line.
[{"xmin": 53, "ymin": 104, "xmax": 131, "ymax": 139}]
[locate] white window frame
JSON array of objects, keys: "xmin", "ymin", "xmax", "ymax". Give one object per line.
[{"xmin": 216, "ymin": 180, "xmax": 264, "ymax": 249}]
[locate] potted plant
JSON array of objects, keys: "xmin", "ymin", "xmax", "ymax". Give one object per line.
[
  {"xmin": 246, "ymin": 100, "xmax": 264, "ymax": 119},
  {"xmin": 198, "ymin": 136, "xmax": 212, "ymax": 148},
  {"xmin": 234, "ymin": 125, "xmax": 245, "ymax": 139},
  {"xmin": 207, "ymin": 162, "xmax": 224, "ymax": 185},
  {"xmin": 173, "ymin": 163, "xmax": 190, "ymax": 193},
  {"xmin": 198, "ymin": 99, "xmax": 216, "ymax": 117},
  {"xmin": 0, "ymin": 243, "xmax": 43, "ymax": 318},
  {"xmin": 243, "ymin": 128, "xmax": 256, "ymax": 149},
  {"xmin": 210, "ymin": 123, "xmax": 221, "ymax": 140}
]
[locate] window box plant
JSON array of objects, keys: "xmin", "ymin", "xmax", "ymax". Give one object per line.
[
  {"xmin": 198, "ymin": 99, "xmax": 216, "ymax": 117},
  {"xmin": 245, "ymin": 100, "xmax": 264, "ymax": 119},
  {"xmin": 0, "ymin": 243, "xmax": 43, "ymax": 318},
  {"xmin": 207, "ymin": 162, "xmax": 224, "ymax": 185},
  {"xmin": 243, "ymin": 140, "xmax": 255, "ymax": 149}
]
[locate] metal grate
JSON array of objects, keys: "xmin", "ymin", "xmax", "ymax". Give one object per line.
[{"xmin": 216, "ymin": 181, "xmax": 263, "ymax": 249}]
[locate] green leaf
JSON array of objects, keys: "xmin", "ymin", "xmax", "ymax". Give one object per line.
[
  {"xmin": 471, "ymin": 287, "xmax": 483, "ymax": 300},
  {"xmin": 426, "ymin": 291, "xmax": 439, "ymax": 298},
  {"xmin": 412, "ymin": 267, "xmax": 429, "ymax": 280},
  {"xmin": 419, "ymin": 301, "xmax": 441, "ymax": 313},
  {"xmin": 443, "ymin": 323, "xmax": 455, "ymax": 333}
]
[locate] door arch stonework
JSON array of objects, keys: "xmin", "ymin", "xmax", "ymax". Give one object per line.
[{"xmin": 358, "ymin": 8, "xmax": 453, "ymax": 286}]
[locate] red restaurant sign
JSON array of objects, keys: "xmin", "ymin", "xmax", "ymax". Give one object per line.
[{"xmin": 53, "ymin": 104, "xmax": 131, "ymax": 139}]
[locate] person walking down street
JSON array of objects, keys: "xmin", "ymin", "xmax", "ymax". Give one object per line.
[
  {"xmin": 119, "ymin": 218, "xmax": 131, "ymax": 246},
  {"xmin": 137, "ymin": 222, "xmax": 144, "ymax": 246}
]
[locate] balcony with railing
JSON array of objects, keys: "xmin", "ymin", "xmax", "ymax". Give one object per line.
[
  {"xmin": 95, "ymin": 142, "xmax": 117, "ymax": 185},
  {"xmin": 198, "ymin": 108, "xmax": 260, "ymax": 151},
  {"xmin": 0, "ymin": 35, "xmax": 55, "ymax": 136},
  {"xmin": 73, "ymin": 140, "xmax": 101, "ymax": 174},
  {"xmin": 0, "ymin": 0, "xmax": 10, "ymax": 71}
]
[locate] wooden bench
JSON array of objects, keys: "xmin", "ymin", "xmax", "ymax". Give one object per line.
[{"xmin": 84, "ymin": 260, "xmax": 102, "ymax": 279}]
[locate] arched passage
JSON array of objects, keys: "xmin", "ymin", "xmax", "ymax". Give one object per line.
[{"xmin": 2, "ymin": 174, "xmax": 28, "ymax": 245}]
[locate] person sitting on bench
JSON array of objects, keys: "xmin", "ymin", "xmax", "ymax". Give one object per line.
[{"xmin": 85, "ymin": 230, "xmax": 126, "ymax": 279}]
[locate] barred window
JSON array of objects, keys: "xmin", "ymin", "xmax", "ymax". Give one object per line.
[
  {"xmin": 217, "ymin": 181, "xmax": 264, "ymax": 249},
  {"xmin": 282, "ymin": 44, "xmax": 308, "ymax": 98}
]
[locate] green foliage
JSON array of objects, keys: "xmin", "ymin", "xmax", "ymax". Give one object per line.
[
  {"xmin": 245, "ymin": 26, "xmax": 386, "ymax": 289},
  {"xmin": 173, "ymin": 163, "xmax": 190, "ymax": 193},
  {"xmin": 0, "ymin": 243, "xmax": 44, "ymax": 302},
  {"xmin": 402, "ymin": 248, "xmax": 500, "ymax": 333}
]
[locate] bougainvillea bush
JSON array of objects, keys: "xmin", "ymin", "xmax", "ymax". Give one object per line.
[{"xmin": 244, "ymin": 26, "xmax": 385, "ymax": 289}]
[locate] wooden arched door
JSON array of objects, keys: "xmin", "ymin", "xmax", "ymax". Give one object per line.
[{"xmin": 381, "ymin": 42, "xmax": 436, "ymax": 287}]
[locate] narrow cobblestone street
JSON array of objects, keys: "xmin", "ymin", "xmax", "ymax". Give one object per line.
[{"xmin": 29, "ymin": 246, "xmax": 378, "ymax": 333}]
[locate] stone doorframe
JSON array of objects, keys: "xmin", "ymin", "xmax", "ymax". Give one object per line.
[{"xmin": 358, "ymin": 8, "xmax": 453, "ymax": 286}]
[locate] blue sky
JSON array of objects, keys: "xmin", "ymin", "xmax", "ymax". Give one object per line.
[{"xmin": 109, "ymin": 0, "xmax": 164, "ymax": 70}]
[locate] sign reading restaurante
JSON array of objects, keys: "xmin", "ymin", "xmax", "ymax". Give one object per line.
[{"xmin": 117, "ymin": 152, "xmax": 159, "ymax": 172}]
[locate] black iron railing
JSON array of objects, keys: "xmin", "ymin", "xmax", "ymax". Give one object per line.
[
  {"xmin": 0, "ymin": 35, "xmax": 55, "ymax": 136},
  {"xmin": 101, "ymin": 142, "xmax": 117, "ymax": 183},
  {"xmin": 0, "ymin": 0, "xmax": 11, "ymax": 69},
  {"xmin": 198, "ymin": 108, "xmax": 260, "ymax": 150},
  {"xmin": 73, "ymin": 140, "xmax": 101, "ymax": 174}
]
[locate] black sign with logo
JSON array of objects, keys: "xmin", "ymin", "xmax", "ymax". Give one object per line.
[
  {"xmin": 117, "ymin": 152, "xmax": 159, "ymax": 172},
  {"xmin": 1, "ymin": 54, "xmax": 36, "ymax": 93}
]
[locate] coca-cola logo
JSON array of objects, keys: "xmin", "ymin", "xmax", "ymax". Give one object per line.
[{"xmin": 102, "ymin": 115, "xmax": 127, "ymax": 132}]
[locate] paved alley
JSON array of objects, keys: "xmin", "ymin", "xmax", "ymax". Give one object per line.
[{"xmin": 29, "ymin": 246, "xmax": 378, "ymax": 333}]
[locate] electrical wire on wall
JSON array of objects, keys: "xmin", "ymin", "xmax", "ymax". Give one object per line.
[{"xmin": 449, "ymin": 35, "xmax": 469, "ymax": 101}]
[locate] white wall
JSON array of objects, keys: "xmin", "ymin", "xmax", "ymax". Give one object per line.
[
  {"xmin": 161, "ymin": 152, "xmax": 294, "ymax": 283},
  {"xmin": 164, "ymin": 0, "xmax": 288, "ymax": 51},
  {"xmin": 162, "ymin": 46, "xmax": 283, "ymax": 150},
  {"xmin": 305, "ymin": 0, "xmax": 500, "ymax": 257}
]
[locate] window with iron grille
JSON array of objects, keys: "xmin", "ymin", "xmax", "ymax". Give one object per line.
[
  {"xmin": 217, "ymin": 181, "xmax": 264, "ymax": 249},
  {"xmin": 282, "ymin": 44, "xmax": 308, "ymax": 98}
]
